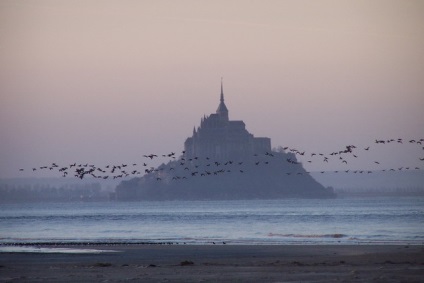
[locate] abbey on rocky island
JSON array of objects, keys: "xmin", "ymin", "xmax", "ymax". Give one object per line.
[{"xmin": 115, "ymin": 82, "xmax": 335, "ymax": 200}]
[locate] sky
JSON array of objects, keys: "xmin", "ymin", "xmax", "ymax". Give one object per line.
[{"xmin": 1, "ymin": 0, "xmax": 423, "ymax": 179}]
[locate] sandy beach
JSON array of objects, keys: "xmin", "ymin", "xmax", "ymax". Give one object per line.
[{"xmin": 0, "ymin": 244, "xmax": 423, "ymax": 282}]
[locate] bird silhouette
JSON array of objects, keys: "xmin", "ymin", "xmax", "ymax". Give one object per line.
[{"xmin": 19, "ymin": 137, "xmax": 424, "ymax": 182}]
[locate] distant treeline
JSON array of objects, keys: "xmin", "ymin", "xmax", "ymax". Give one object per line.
[{"xmin": 0, "ymin": 183, "xmax": 110, "ymax": 202}]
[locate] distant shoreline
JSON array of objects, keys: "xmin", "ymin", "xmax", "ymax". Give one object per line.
[
  {"xmin": 1, "ymin": 169, "xmax": 423, "ymax": 202},
  {"xmin": 1, "ymin": 193, "xmax": 424, "ymax": 203}
]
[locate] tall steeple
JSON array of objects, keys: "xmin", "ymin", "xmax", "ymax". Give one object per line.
[
  {"xmin": 216, "ymin": 78, "xmax": 229, "ymax": 121},
  {"xmin": 220, "ymin": 78, "xmax": 224, "ymax": 102}
]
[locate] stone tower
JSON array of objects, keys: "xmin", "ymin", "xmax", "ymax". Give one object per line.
[{"xmin": 216, "ymin": 79, "xmax": 229, "ymax": 121}]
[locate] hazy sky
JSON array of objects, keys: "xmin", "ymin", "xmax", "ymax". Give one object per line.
[{"xmin": 1, "ymin": 0, "xmax": 423, "ymax": 178}]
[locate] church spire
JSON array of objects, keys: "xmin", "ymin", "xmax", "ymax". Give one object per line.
[
  {"xmin": 216, "ymin": 78, "xmax": 229, "ymax": 121},
  {"xmin": 220, "ymin": 77, "xmax": 224, "ymax": 102}
]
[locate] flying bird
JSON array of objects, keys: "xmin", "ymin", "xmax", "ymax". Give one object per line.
[{"xmin": 144, "ymin": 154, "xmax": 157, "ymax": 159}]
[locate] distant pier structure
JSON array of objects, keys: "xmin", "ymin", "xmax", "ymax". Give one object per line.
[{"xmin": 184, "ymin": 81, "xmax": 271, "ymax": 160}]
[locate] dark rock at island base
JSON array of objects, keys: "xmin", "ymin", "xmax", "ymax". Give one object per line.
[{"xmin": 115, "ymin": 152, "xmax": 335, "ymax": 200}]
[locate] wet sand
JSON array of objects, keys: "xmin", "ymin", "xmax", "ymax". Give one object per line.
[{"xmin": 1, "ymin": 244, "xmax": 423, "ymax": 282}]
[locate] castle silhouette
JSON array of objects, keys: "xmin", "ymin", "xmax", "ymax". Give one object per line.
[
  {"xmin": 116, "ymin": 82, "xmax": 335, "ymax": 200},
  {"xmin": 184, "ymin": 81, "xmax": 271, "ymax": 160}
]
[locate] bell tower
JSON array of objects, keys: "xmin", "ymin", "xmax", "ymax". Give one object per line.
[{"xmin": 216, "ymin": 78, "xmax": 229, "ymax": 121}]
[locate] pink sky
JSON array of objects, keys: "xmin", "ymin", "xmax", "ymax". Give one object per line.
[{"xmin": 1, "ymin": 0, "xmax": 423, "ymax": 178}]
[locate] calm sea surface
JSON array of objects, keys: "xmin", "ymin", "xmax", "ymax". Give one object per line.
[{"xmin": 1, "ymin": 197, "xmax": 423, "ymax": 245}]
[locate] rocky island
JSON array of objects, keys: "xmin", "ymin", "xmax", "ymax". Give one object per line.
[{"xmin": 116, "ymin": 83, "xmax": 334, "ymax": 200}]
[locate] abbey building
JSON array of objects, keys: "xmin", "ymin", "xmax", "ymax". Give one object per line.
[{"xmin": 184, "ymin": 82, "xmax": 271, "ymax": 160}]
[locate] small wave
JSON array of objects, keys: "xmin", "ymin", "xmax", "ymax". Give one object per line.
[
  {"xmin": 100, "ymin": 230, "xmax": 135, "ymax": 233},
  {"xmin": 268, "ymin": 233, "xmax": 346, "ymax": 239},
  {"xmin": 0, "ymin": 246, "xmax": 120, "ymax": 254}
]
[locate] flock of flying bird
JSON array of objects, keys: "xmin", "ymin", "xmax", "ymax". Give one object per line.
[{"xmin": 19, "ymin": 138, "xmax": 424, "ymax": 181}]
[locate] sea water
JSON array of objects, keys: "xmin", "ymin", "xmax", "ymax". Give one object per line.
[{"xmin": 1, "ymin": 197, "xmax": 423, "ymax": 245}]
